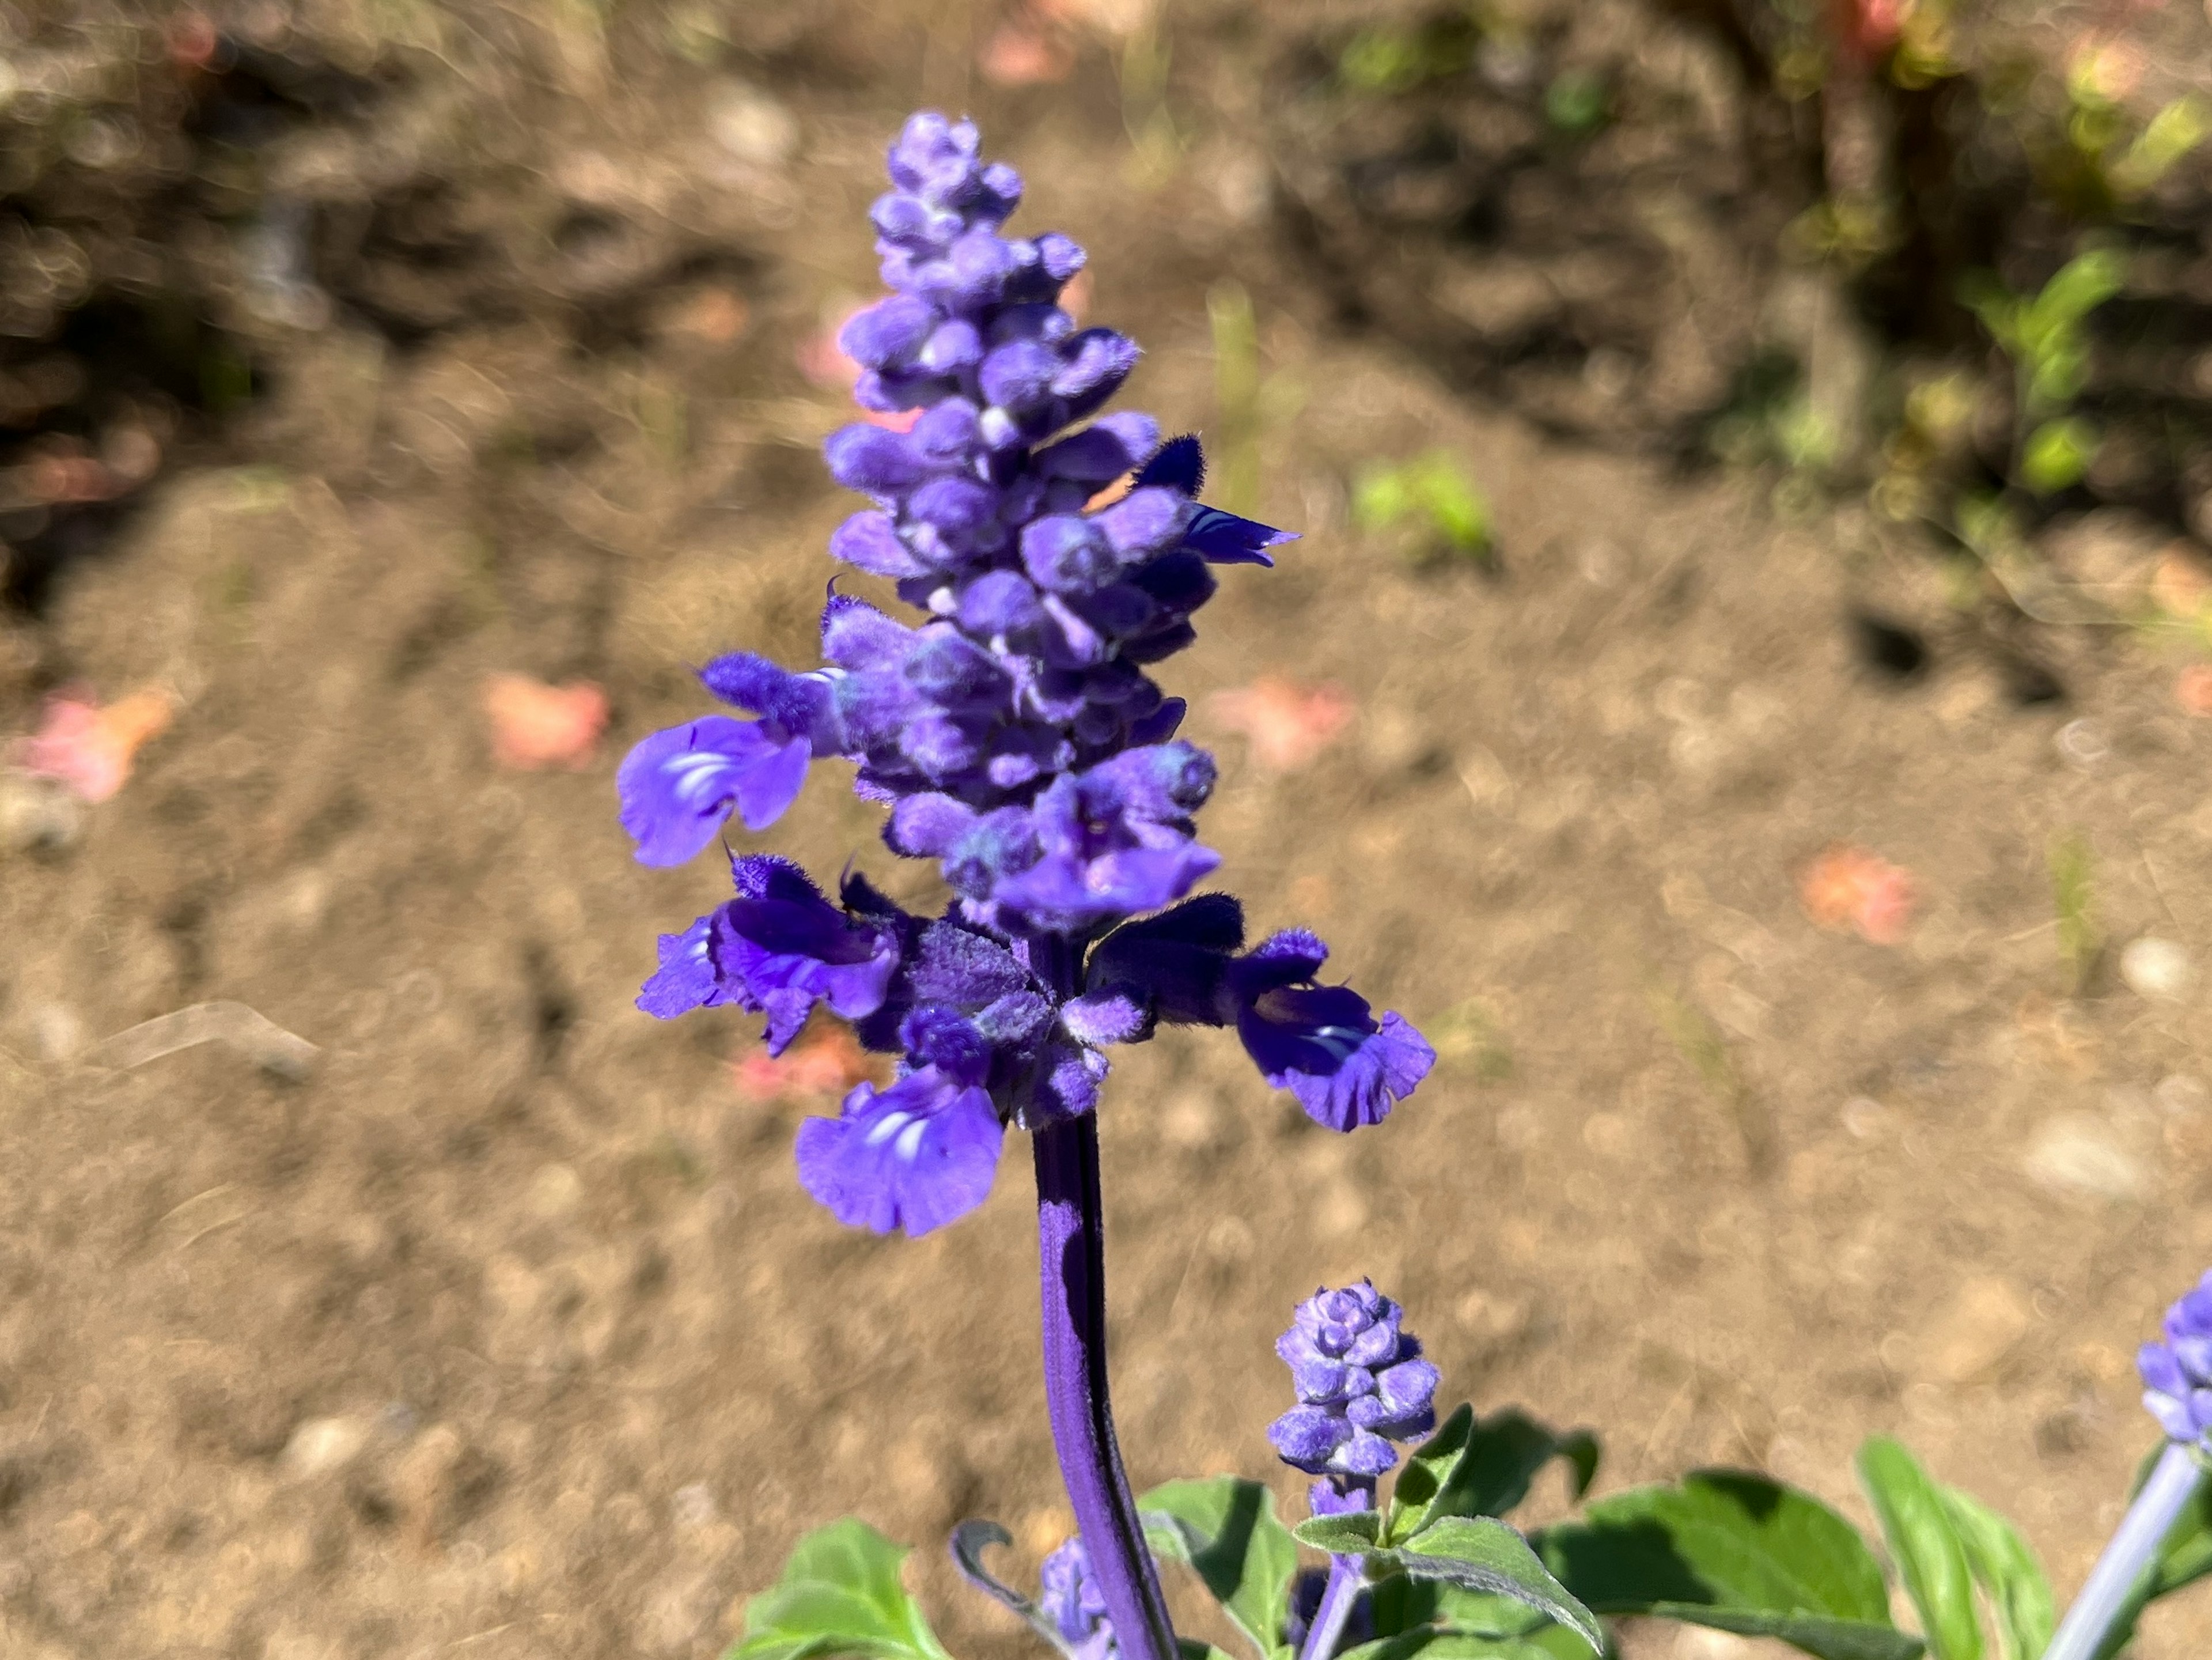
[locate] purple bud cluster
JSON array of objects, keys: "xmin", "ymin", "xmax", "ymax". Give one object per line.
[
  {"xmin": 2140, "ymin": 1268, "xmax": 2212, "ymax": 1446},
  {"xmin": 618, "ymin": 112, "xmax": 1434, "ymax": 1238},
  {"xmin": 1040, "ymin": 1537, "xmax": 1117, "ymax": 1660},
  {"xmin": 1269, "ymin": 1281, "xmax": 1439, "ymax": 1514}
]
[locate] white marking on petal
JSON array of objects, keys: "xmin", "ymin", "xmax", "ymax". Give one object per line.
[
  {"xmin": 893, "ymin": 1117, "xmax": 930, "ymax": 1163},
  {"xmin": 864, "ymin": 1109, "xmax": 914, "ymax": 1147},
  {"xmin": 665, "ymin": 751, "xmax": 734, "ymax": 806}
]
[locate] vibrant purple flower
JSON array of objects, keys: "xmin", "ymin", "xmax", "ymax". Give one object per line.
[
  {"xmin": 2141, "ymin": 1269, "xmax": 2212, "ymax": 1444},
  {"xmin": 621, "ymin": 110, "xmax": 1434, "ymax": 1266},
  {"xmin": 793, "ymin": 1064, "xmax": 1004, "ymax": 1237},
  {"xmin": 713, "ymin": 857, "xmax": 907, "ymax": 1053},
  {"xmin": 637, "ymin": 912, "xmax": 738, "ymax": 1018},
  {"xmin": 617, "ymin": 717, "xmax": 811, "ymax": 867},
  {"xmin": 1040, "ymin": 1537, "xmax": 1118, "ymax": 1660},
  {"xmin": 1270, "ymin": 1281, "xmax": 1438, "ymax": 1512}
]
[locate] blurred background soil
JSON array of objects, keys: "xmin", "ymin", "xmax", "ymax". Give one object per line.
[{"xmin": 7, "ymin": 1, "xmax": 2212, "ymax": 1657}]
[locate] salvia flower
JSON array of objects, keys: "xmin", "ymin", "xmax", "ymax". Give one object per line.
[
  {"xmin": 616, "ymin": 111, "xmax": 1434, "ymax": 1241},
  {"xmin": 1039, "ymin": 1537, "xmax": 1117, "ymax": 1660},
  {"xmin": 1268, "ymin": 1280, "xmax": 1439, "ymax": 1512},
  {"xmin": 2140, "ymin": 1268, "xmax": 2212, "ymax": 1446}
]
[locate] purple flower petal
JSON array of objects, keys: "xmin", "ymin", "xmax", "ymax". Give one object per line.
[
  {"xmin": 794, "ymin": 1067, "xmax": 1004, "ymax": 1237},
  {"xmin": 616, "ymin": 717, "xmax": 810, "ymax": 867},
  {"xmin": 637, "ymin": 912, "xmax": 734, "ymax": 1018}
]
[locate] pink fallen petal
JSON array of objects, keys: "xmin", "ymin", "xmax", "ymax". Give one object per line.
[
  {"xmin": 979, "ymin": 20, "xmax": 1073, "ymax": 86},
  {"xmin": 2177, "ymin": 664, "xmax": 2212, "ymax": 717},
  {"xmin": 16, "ymin": 687, "xmax": 175, "ymax": 802},
  {"xmin": 733, "ymin": 1026, "xmax": 878, "ymax": 1102},
  {"xmin": 483, "ymin": 674, "xmax": 608, "ymax": 771},
  {"xmin": 1800, "ymin": 844, "xmax": 1916, "ymax": 945},
  {"xmin": 1207, "ymin": 675, "xmax": 1354, "ymax": 772}
]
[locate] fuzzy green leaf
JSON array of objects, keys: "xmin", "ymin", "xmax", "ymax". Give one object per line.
[
  {"xmin": 1400, "ymin": 1517, "xmax": 1602, "ymax": 1655},
  {"xmin": 733, "ymin": 1519, "xmax": 952, "ymax": 1660},
  {"xmin": 1937, "ymin": 1485, "xmax": 2053, "ymax": 1660},
  {"xmin": 1537, "ymin": 1470, "xmax": 1922, "ymax": 1660},
  {"xmin": 1141, "ymin": 1477, "xmax": 1301, "ymax": 1660},
  {"xmin": 1857, "ymin": 1439, "xmax": 1981, "ymax": 1660}
]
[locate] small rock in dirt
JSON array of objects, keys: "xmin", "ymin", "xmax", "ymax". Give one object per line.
[
  {"xmin": 1921, "ymin": 1276, "xmax": 2031, "ymax": 1385},
  {"xmin": 0, "ymin": 773, "xmax": 84, "ymax": 853},
  {"xmin": 282, "ymin": 1415, "xmax": 369, "ymax": 1478},
  {"xmin": 527, "ymin": 1162, "xmax": 583, "ymax": 1220},
  {"xmin": 708, "ymin": 82, "xmax": 798, "ymax": 168},
  {"xmin": 2121, "ymin": 936, "xmax": 2194, "ymax": 1002},
  {"xmin": 2157, "ymin": 1074, "xmax": 2209, "ymax": 1117},
  {"xmin": 28, "ymin": 1002, "xmax": 84, "ymax": 1064},
  {"xmin": 671, "ymin": 1481, "xmax": 717, "ymax": 1529},
  {"xmin": 2024, "ymin": 1114, "xmax": 2146, "ymax": 1200}
]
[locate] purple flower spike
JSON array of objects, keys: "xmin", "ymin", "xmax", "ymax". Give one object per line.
[
  {"xmin": 1270, "ymin": 1280, "xmax": 1438, "ymax": 1512},
  {"xmin": 795, "ymin": 1066, "xmax": 1005, "ymax": 1237},
  {"xmin": 617, "ymin": 717, "xmax": 810, "ymax": 867},
  {"xmin": 2141, "ymin": 1268, "xmax": 2212, "ymax": 1446}
]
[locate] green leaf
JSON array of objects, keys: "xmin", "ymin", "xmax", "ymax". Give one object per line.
[
  {"xmin": 1388, "ymin": 1406, "xmax": 1600, "ymax": 1545},
  {"xmin": 1400, "ymin": 1517, "xmax": 1603, "ymax": 1656},
  {"xmin": 2021, "ymin": 418, "xmax": 2097, "ymax": 496},
  {"xmin": 1536, "ymin": 1469, "xmax": 1922, "ymax": 1660},
  {"xmin": 1140, "ymin": 1477, "xmax": 1301, "ymax": 1660},
  {"xmin": 1339, "ymin": 1628, "xmax": 1596, "ymax": 1660},
  {"xmin": 1936, "ymin": 1486, "xmax": 2053, "ymax": 1660},
  {"xmin": 1371, "ymin": 1578, "xmax": 1571, "ymax": 1642},
  {"xmin": 1294, "ymin": 1511, "xmax": 1386, "ymax": 1554},
  {"xmin": 734, "ymin": 1518, "xmax": 952, "ymax": 1660},
  {"xmin": 1856, "ymin": 1439, "xmax": 1982, "ymax": 1660}
]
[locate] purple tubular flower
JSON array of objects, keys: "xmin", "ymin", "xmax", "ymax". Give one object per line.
[
  {"xmin": 1040, "ymin": 1537, "xmax": 1118, "ymax": 1660},
  {"xmin": 795, "ymin": 1065, "xmax": 1003, "ymax": 1237},
  {"xmin": 711, "ymin": 857, "xmax": 906, "ymax": 1053},
  {"xmin": 2141, "ymin": 1270, "xmax": 2212, "ymax": 1445},
  {"xmin": 617, "ymin": 717, "xmax": 811, "ymax": 866},
  {"xmin": 1269, "ymin": 1280, "xmax": 1439, "ymax": 1510}
]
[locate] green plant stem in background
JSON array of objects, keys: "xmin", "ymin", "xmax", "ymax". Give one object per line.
[
  {"xmin": 2049, "ymin": 830, "xmax": 2098, "ymax": 995},
  {"xmin": 1209, "ymin": 280, "xmax": 1262, "ymax": 518},
  {"xmin": 2042, "ymin": 1442, "xmax": 2203, "ymax": 1660}
]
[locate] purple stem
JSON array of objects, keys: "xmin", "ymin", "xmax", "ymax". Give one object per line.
[
  {"xmin": 1297, "ymin": 1556, "xmax": 1364, "ymax": 1660},
  {"xmin": 1034, "ymin": 1111, "xmax": 1179, "ymax": 1660}
]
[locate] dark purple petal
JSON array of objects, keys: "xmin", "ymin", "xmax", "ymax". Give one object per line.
[
  {"xmin": 1183, "ymin": 504, "xmax": 1298, "ymax": 567},
  {"xmin": 1094, "ymin": 487, "xmax": 1190, "ymax": 562},
  {"xmin": 1022, "ymin": 515, "xmax": 1117, "ymax": 595},
  {"xmin": 794, "ymin": 1068, "xmax": 1003, "ymax": 1237},
  {"xmin": 617, "ymin": 717, "xmax": 809, "ymax": 866},
  {"xmin": 1133, "ymin": 433, "xmax": 1204, "ymax": 496}
]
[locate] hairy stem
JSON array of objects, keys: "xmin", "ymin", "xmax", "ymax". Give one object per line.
[
  {"xmin": 1298, "ymin": 1556, "xmax": 1364, "ymax": 1660},
  {"xmin": 1035, "ymin": 1113, "xmax": 1179, "ymax": 1660},
  {"xmin": 2041, "ymin": 1440, "xmax": 2203, "ymax": 1660}
]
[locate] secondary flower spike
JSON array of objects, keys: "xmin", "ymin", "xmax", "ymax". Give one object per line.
[
  {"xmin": 2140, "ymin": 1268, "xmax": 2212, "ymax": 1446},
  {"xmin": 1270, "ymin": 1280, "xmax": 1439, "ymax": 1514},
  {"xmin": 2041, "ymin": 1266, "xmax": 2212, "ymax": 1660},
  {"xmin": 616, "ymin": 111, "xmax": 1434, "ymax": 1242}
]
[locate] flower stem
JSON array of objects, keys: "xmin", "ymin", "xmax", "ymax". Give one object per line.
[
  {"xmin": 2041, "ymin": 1440, "xmax": 2205, "ymax": 1660},
  {"xmin": 1298, "ymin": 1556, "xmax": 1364, "ymax": 1660},
  {"xmin": 1034, "ymin": 1113, "xmax": 1179, "ymax": 1660}
]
